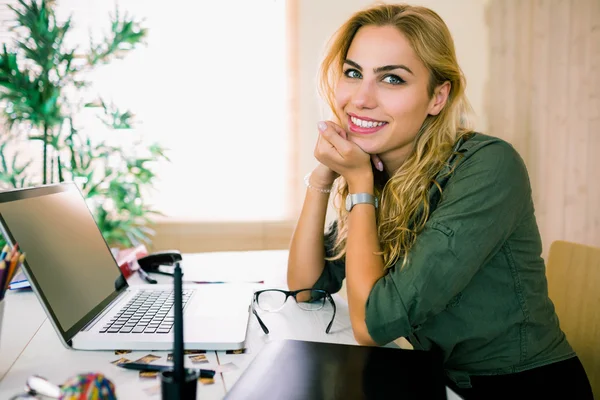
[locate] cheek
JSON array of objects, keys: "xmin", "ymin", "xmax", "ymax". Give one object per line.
[
  {"xmin": 334, "ymin": 82, "xmax": 352, "ymax": 110},
  {"xmin": 381, "ymin": 91, "xmax": 429, "ymax": 121}
]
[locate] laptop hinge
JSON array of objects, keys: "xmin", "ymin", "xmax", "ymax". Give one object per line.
[{"xmin": 114, "ymin": 274, "xmax": 127, "ymax": 291}]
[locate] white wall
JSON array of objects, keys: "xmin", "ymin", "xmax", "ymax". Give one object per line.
[{"xmin": 294, "ymin": 0, "xmax": 491, "ymax": 215}]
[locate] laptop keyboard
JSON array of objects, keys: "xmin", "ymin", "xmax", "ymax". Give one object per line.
[{"xmin": 99, "ymin": 290, "xmax": 193, "ymax": 334}]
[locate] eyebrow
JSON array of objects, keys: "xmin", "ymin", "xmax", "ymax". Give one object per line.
[{"xmin": 344, "ymin": 59, "xmax": 414, "ymax": 75}]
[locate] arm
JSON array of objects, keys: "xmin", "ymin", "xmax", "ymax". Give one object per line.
[
  {"xmin": 288, "ymin": 121, "xmax": 363, "ymax": 295},
  {"xmin": 363, "ymin": 142, "xmax": 531, "ymax": 345},
  {"xmin": 287, "ymin": 164, "xmax": 336, "ymax": 292},
  {"xmin": 310, "ymin": 122, "xmax": 385, "ymax": 345},
  {"xmin": 345, "ymin": 171, "xmax": 385, "ymax": 345}
]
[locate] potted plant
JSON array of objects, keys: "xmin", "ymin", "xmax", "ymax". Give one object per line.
[{"xmin": 0, "ymin": 0, "xmax": 168, "ymax": 248}]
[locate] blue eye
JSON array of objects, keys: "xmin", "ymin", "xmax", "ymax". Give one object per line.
[
  {"xmin": 382, "ymin": 75, "xmax": 405, "ymax": 85},
  {"xmin": 343, "ymin": 69, "xmax": 362, "ymax": 79}
]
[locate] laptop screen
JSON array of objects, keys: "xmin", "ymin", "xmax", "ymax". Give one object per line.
[{"xmin": 0, "ymin": 183, "xmax": 125, "ymax": 342}]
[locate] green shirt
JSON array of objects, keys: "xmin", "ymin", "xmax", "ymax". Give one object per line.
[{"xmin": 313, "ymin": 133, "xmax": 574, "ymax": 388}]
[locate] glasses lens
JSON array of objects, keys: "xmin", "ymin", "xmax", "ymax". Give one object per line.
[
  {"xmin": 295, "ymin": 290, "xmax": 327, "ymax": 311},
  {"xmin": 256, "ymin": 290, "xmax": 287, "ymax": 311}
]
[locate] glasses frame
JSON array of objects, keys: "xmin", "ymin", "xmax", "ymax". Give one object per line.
[{"xmin": 252, "ymin": 288, "xmax": 337, "ymax": 334}]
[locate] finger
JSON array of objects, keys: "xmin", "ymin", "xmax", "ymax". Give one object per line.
[
  {"xmin": 317, "ymin": 120, "xmax": 347, "ymax": 140},
  {"xmin": 315, "ymin": 134, "xmax": 341, "ymax": 165},
  {"xmin": 317, "ymin": 121, "xmax": 352, "ymax": 156},
  {"xmin": 371, "ymin": 154, "xmax": 384, "ymax": 171},
  {"xmin": 314, "ymin": 132, "xmax": 339, "ymax": 163},
  {"xmin": 315, "ymin": 130, "xmax": 335, "ymax": 153},
  {"xmin": 330, "ymin": 122, "xmax": 347, "ymax": 140}
]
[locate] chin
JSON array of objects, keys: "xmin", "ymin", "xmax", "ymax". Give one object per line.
[{"xmin": 349, "ymin": 136, "xmax": 381, "ymax": 155}]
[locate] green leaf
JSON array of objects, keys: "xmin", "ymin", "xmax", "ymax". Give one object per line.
[{"xmin": 0, "ymin": 0, "xmax": 167, "ymax": 248}]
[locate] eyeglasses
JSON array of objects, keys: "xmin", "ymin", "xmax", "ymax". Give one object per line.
[{"xmin": 252, "ymin": 288, "xmax": 337, "ymax": 334}]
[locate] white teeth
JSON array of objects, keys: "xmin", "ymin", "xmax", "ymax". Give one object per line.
[{"xmin": 350, "ymin": 116, "xmax": 385, "ymax": 128}]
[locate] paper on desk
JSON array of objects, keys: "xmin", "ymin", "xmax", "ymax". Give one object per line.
[
  {"xmin": 8, "ymin": 270, "xmax": 30, "ymax": 290},
  {"xmin": 181, "ymin": 250, "xmax": 288, "ymax": 285}
]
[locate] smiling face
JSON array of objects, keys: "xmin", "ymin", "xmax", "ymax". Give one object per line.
[{"xmin": 334, "ymin": 25, "xmax": 447, "ymax": 172}]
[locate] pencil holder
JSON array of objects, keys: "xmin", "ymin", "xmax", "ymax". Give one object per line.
[
  {"xmin": 0, "ymin": 299, "xmax": 4, "ymax": 348},
  {"xmin": 160, "ymin": 369, "xmax": 198, "ymax": 400}
]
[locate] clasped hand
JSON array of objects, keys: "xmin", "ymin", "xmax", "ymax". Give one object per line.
[{"xmin": 314, "ymin": 121, "xmax": 381, "ymax": 191}]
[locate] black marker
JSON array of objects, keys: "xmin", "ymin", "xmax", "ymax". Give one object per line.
[
  {"xmin": 160, "ymin": 260, "xmax": 198, "ymax": 399},
  {"xmin": 173, "ymin": 261, "xmax": 184, "ymax": 384},
  {"xmin": 117, "ymin": 362, "xmax": 215, "ymax": 379}
]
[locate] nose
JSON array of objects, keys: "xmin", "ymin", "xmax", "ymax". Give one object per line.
[{"xmin": 351, "ymin": 79, "xmax": 377, "ymax": 110}]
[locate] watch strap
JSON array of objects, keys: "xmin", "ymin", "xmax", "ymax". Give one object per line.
[{"xmin": 346, "ymin": 193, "xmax": 378, "ymax": 211}]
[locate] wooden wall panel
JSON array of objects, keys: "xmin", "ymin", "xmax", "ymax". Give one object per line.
[
  {"xmin": 564, "ymin": 0, "xmax": 591, "ymax": 244},
  {"xmin": 488, "ymin": 0, "xmax": 600, "ymax": 256},
  {"xmin": 544, "ymin": 0, "xmax": 570, "ymax": 254},
  {"xmin": 588, "ymin": 0, "xmax": 600, "ymax": 246},
  {"xmin": 529, "ymin": 0, "xmax": 552, "ymax": 248}
]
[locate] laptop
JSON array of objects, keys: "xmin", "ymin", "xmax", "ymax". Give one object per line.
[{"xmin": 0, "ymin": 183, "xmax": 253, "ymax": 351}]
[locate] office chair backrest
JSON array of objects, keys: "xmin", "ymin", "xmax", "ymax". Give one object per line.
[{"xmin": 546, "ymin": 240, "xmax": 600, "ymax": 397}]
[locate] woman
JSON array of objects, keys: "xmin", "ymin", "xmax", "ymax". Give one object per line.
[{"xmin": 286, "ymin": 4, "xmax": 593, "ymax": 399}]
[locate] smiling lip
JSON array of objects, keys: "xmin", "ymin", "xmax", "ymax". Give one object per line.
[{"xmin": 347, "ymin": 113, "xmax": 387, "ymax": 135}]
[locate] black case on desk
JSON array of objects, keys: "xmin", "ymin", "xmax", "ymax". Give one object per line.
[{"xmin": 224, "ymin": 339, "xmax": 447, "ymax": 400}]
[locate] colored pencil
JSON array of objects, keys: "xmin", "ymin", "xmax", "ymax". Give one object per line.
[
  {"xmin": 4, "ymin": 253, "xmax": 18, "ymax": 292},
  {"xmin": 0, "ymin": 245, "xmax": 25, "ymax": 297},
  {"xmin": 0, "ymin": 244, "xmax": 9, "ymax": 262},
  {"xmin": 0, "ymin": 260, "xmax": 6, "ymax": 299},
  {"xmin": 5, "ymin": 243, "xmax": 17, "ymax": 263}
]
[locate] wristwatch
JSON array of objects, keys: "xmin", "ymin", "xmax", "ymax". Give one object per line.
[{"xmin": 345, "ymin": 193, "xmax": 378, "ymax": 212}]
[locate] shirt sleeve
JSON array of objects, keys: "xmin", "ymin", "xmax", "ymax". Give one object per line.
[
  {"xmin": 312, "ymin": 221, "xmax": 346, "ymax": 294},
  {"xmin": 365, "ymin": 141, "xmax": 532, "ymax": 345}
]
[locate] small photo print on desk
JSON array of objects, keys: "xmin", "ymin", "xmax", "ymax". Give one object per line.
[
  {"xmin": 200, "ymin": 377, "xmax": 215, "ymax": 385},
  {"xmin": 185, "ymin": 350, "xmax": 207, "ymax": 354},
  {"xmin": 110, "ymin": 357, "xmax": 131, "ymax": 365},
  {"xmin": 139, "ymin": 371, "xmax": 159, "ymax": 379},
  {"xmin": 134, "ymin": 354, "xmax": 161, "ymax": 364},
  {"xmin": 189, "ymin": 354, "xmax": 208, "ymax": 364},
  {"xmin": 167, "ymin": 351, "xmax": 206, "ymax": 361},
  {"xmin": 226, "ymin": 348, "xmax": 249, "ymax": 355}
]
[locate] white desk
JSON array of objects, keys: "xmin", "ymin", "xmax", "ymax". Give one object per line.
[{"xmin": 0, "ymin": 250, "xmax": 461, "ymax": 399}]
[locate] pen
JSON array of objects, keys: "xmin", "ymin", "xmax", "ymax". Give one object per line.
[{"xmin": 116, "ymin": 362, "xmax": 216, "ymax": 379}]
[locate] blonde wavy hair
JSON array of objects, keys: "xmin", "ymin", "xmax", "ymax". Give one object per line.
[{"xmin": 319, "ymin": 3, "xmax": 474, "ymax": 269}]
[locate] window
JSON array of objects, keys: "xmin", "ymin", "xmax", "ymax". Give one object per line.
[{"xmin": 52, "ymin": 0, "xmax": 291, "ymax": 221}]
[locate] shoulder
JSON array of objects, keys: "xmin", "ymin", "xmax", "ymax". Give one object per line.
[
  {"xmin": 431, "ymin": 133, "xmax": 534, "ymax": 223},
  {"xmin": 454, "ymin": 132, "xmax": 529, "ymax": 179},
  {"xmin": 437, "ymin": 133, "xmax": 533, "ymax": 205}
]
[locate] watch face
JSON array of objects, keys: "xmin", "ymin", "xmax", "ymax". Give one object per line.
[{"xmin": 345, "ymin": 194, "xmax": 352, "ymax": 212}]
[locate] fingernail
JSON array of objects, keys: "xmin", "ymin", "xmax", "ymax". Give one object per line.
[
  {"xmin": 377, "ymin": 161, "xmax": 384, "ymax": 171},
  {"xmin": 317, "ymin": 121, "xmax": 327, "ymax": 132}
]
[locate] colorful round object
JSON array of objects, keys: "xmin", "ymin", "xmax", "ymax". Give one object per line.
[{"xmin": 60, "ymin": 373, "xmax": 117, "ymax": 400}]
